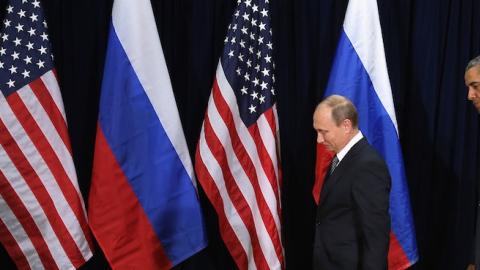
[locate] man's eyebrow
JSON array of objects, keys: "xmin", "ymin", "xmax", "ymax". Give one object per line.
[{"xmin": 468, "ymin": 81, "xmax": 480, "ymax": 86}]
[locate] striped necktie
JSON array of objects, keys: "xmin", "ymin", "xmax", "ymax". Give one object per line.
[{"xmin": 329, "ymin": 156, "xmax": 339, "ymax": 176}]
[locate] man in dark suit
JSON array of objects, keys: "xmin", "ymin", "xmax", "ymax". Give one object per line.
[
  {"xmin": 312, "ymin": 95, "xmax": 391, "ymax": 270},
  {"xmin": 465, "ymin": 55, "xmax": 480, "ymax": 270}
]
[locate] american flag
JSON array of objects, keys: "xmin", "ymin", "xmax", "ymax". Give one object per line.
[
  {"xmin": 0, "ymin": 0, "xmax": 92, "ymax": 269},
  {"xmin": 195, "ymin": 0, "xmax": 284, "ymax": 269}
]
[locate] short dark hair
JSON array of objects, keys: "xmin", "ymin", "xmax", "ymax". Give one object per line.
[
  {"xmin": 318, "ymin": 95, "xmax": 358, "ymax": 128},
  {"xmin": 466, "ymin": 55, "xmax": 480, "ymax": 72}
]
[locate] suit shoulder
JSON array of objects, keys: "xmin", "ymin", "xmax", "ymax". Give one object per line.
[
  {"xmin": 355, "ymin": 142, "xmax": 387, "ymax": 165},
  {"xmin": 351, "ymin": 143, "xmax": 391, "ymax": 182}
]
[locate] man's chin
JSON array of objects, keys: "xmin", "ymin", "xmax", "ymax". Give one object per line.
[
  {"xmin": 324, "ymin": 145, "xmax": 334, "ymax": 152},
  {"xmin": 472, "ymin": 102, "xmax": 480, "ymax": 112}
]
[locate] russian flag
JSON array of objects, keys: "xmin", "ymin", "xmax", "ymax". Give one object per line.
[
  {"xmin": 88, "ymin": 0, "xmax": 207, "ymax": 269},
  {"xmin": 316, "ymin": 0, "xmax": 418, "ymax": 268}
]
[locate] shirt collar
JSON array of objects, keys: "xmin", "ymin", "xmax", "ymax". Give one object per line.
[{"xmin": 336, "ymin": 131, "xmax": 363, "ymax": 162}]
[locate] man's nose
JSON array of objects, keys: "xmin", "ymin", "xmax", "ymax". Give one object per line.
[
  {"xmin": 317, "ymin": 133, "xmax": 324, "ymax": 143},
  {"xmin": 468, "ymin": 88, "xmax": 476, "ymax": 100}
]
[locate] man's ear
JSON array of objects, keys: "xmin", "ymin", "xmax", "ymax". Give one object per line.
[{"xmin": 342, "ymin": 119, "xmax": 353, "ymax": 132}]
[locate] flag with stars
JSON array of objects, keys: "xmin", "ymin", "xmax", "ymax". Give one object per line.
[
  {"xmin": 0, "ymin": 0, "xmax": 93, "ymax": 269},
  {"xmin": 195, "ymin": 0, "xmax": 284, "ymax": 269}
]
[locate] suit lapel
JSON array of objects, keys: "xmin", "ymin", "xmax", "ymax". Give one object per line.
[{"xmin": 318, "ymin": 138, "xmax": 368, "ymax": 206}]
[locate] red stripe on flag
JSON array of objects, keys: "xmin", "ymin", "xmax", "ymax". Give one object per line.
[
  {"xmin": 202, "ymin": 114, "xmax": 270, "ymax": 270},
  {"xmin": 212, "ymin": 82, "xmax": 283, "ymax": 265},
  {"xmin": 194, "ymin": 151, "xmax": 249, "ymax": 269},
  {"xmin": 262, "ymin": 108, "xmax": 277, "ymax": 137},
  {"xmin": 7, "ymin": 92, "xmax": 92, "ymax": 251},
  {"xmin": 388, "ymin": 231, "xmax": 411, "ymax": 270},
  {"xmin": 257, "ymin": 108, "xmax": 283, "ymax": 205},
  {"xmin": 0, "ymin": 218, "xmax": 30, "ymax": 270},
  {"xmin": 29, "ymin": 78, "xmax": 72, "ymax": 154},
  {"xmin": 255, "ymin": 105, "xmax": 284, "ymax": 210},
  {"xmin": 89, "ymin": 126, "xmax": 172, "ymax": 270},
  {"xmin": 0, "ymin": 116, "xmax": 85, "ymax": 268},
  {"xmin": 0, "ymin": 167, "xmax": 58, "ymax": 269}
]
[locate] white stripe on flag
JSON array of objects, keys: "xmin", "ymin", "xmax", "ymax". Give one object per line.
[
  {"xmin": 257, "ymin": 114, "xmax": 279, "ymax": 182},
  {"xmin": 39, "ymin": 71, "xmax": 67, "ymax": 123},
  {"xmin": 343, "ymin": 0, "xmax": 398, "ymax": 132},
  {"xmin": 0, "ymin": 194, "xmax": 43, "ymax": 270},
  {"xmin": 112, "ymin": 0, "xmax": 196, "ymax": 184}
]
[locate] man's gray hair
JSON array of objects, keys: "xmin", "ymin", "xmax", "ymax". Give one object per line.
[
  {"xmin": 466, "ymin": 55, "xmax": 480, "ymax": 72},
  {"xmin": 317, "ymin": 95, "xmax": 358, "ymax": 128}
]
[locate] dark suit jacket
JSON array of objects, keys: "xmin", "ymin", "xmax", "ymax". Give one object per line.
[{"xmin": 313, "ymin": 138, "xmax": 391, "ymax": 270}]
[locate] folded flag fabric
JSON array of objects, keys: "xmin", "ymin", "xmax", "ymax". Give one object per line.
[
  {"xmin": 0, "ymin": 0, "xmax": 92, "ymax": 269},
  {"xmin": 195, "ymin": 0, "xmax": 284, "ymax": 269},
  {"xmin": 88, "ymin": 0, "xmax": 207, "ymax": 268}
]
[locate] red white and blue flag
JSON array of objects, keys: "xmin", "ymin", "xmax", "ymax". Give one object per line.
[
  {"xmin": 0, "ymin": 0, "xmax": 93, "ymax": 269},
  {"xmin": 88, "ymin": 0, "xmax": 207, "ymax": 268},
  {"xmin": 195, "ymin": 0, "xmax": 284, "ymax": 269},
  {"xmin": 314, "ymin": 0, "xmax": 418, "ymax": 268}
]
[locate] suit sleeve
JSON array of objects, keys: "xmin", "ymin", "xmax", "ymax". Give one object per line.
[{"xmin": 352, "ymin": 159, "xmax": 391, "ymax": 270}]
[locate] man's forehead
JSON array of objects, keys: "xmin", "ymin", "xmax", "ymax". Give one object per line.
[
  {"xmin": 467, "ymin": 66, "xmax": 480, "ymax": 76},
  {"xmin": 317, "ymin": 105, "xmax": 332, "ymax": 115},
  {"xmin": 466, "ymin": 68, "xmax": 480, "ymax": 82}
]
